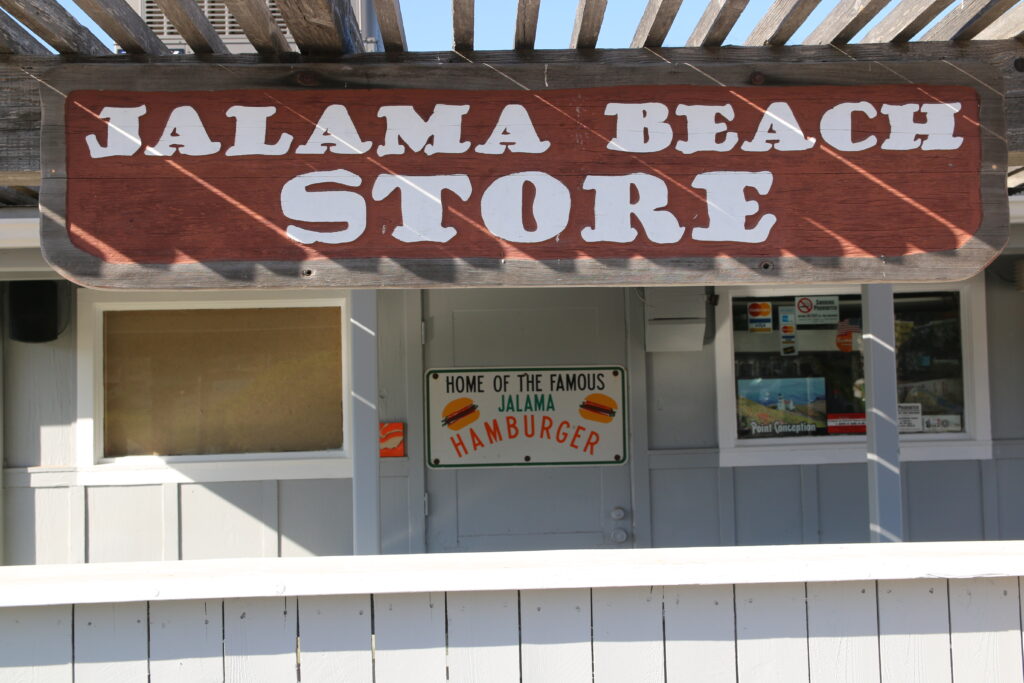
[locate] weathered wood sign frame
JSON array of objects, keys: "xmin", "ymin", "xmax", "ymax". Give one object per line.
[{"xmin": 39, "ymin": 61, "xmax": 1007, "ymax": 289}]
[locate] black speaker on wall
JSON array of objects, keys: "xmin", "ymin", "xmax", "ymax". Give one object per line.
[{"xmin": 8, "ymin": 281, "xmax": 61, "ymax": 343}]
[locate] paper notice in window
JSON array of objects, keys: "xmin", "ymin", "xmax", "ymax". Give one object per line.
[{"xmin": 898, "ymin": 403, "xmax": 923, "ymax": 433}]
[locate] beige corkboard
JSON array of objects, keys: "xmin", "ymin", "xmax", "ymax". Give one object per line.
[{"xmin": 103, "ymin": 307, "xmax": 342, "ymax": 457}]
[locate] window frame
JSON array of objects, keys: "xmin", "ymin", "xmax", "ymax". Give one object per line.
[
  {"xmin": 75, "ymin": 289, "xmax": 353, "ymax": 484},
  {"xmin": 714, "ymin": 275, "xmax": 991, "ymax": 467}
]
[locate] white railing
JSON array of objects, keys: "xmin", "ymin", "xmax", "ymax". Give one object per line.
[{"xmin": 1, "ymin": 541, "xmax": 1024, "ymax": 682}]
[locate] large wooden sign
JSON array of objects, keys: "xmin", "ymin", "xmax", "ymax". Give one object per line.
[{"xmin": 38, "ymin": 62, "xmax": 1007, "ymax": 288}]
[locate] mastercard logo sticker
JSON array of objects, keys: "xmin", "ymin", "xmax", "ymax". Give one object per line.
[{"xmin": 748, "ymin": 302, "xmax": 772, "ymax": 318}]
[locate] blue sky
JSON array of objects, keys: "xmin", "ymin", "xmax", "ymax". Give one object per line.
[{"xmin": 54, "ymin": 0, "xmax": 956, "ymax": 52}]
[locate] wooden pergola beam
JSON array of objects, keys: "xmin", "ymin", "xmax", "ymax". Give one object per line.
[
  {"xmin": 452, "ymin": 0, "xmax": 473, "ymax": 50},
  {"xmin": 0, "ymin": 9, "xmax": 50, "ymax": 55},
  {"xmin": 515, "ymin": 0, "xmax": 540, "ymax": 50},
  {"xmin": 976, "ymin": 3, "xmax": 1024, "ymax": 39},
  {"xmin": 921, "ymin": 0, "xmax": 1020, "ymax": 42},
  {"xmin": 277, "ymin": 0, "xmax": 363, "ymax": 55},
  {"xmin": 373, "ymin": 0, "xmax": 406, "ymax": 52},
  {"xmin": 73, "ymin": 0, "xmax": 171, "ymax": 55},
  {"xmin": 630, "ymin": 0, "xmax": 684, "ymax": 49},
  {"xmin": 804, "ymin": 0, "xmax": 890, "ymax": 45},
  {"xmin": 745, "ymin": 0, "xmax": 822, "ymax": 46},
  {"xmin": 0, "ymin": 0, "xmax": 110, "ymax": 55},
  {"xmin": 153, "ymin": 0, "xmax": 229, "ymax": 55},
  {"xmin": 571, "ymin": 0, "xmax": 607, "ymax": 49},
  {"xmin": 222, "ymin": 0, "xmax": 291, "ymax": 56},
  {"xmin": 862, "ymin": 0, "xmax": 955, "ymax": 43},
  {"xmin": 687, "ymin": 0, "xmax": 750, "ymax": 47},
  {"xmin": 3, "ymin": 41, "xmax": 1024, "ymax": 184}
]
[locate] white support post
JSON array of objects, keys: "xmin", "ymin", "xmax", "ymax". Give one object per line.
[
  {"xmin": 861, "ymin": 284, "xmax": 903, "ymax": 542},
  {"xmin": 350, "ymin": 290, "xmax": 380, "ymax": 555}
]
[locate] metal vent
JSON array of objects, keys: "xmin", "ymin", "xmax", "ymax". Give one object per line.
[{"xmin": 142, "ymin": 0, "xmax": 290, "ymax": 39}]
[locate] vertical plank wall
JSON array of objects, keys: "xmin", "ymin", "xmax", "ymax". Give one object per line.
[{"xmin": 2, "ymin": 576, "xmax": 1023, "ymax": 682}]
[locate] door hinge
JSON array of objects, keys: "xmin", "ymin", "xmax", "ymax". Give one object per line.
[
  {"xmin": 421, "ymin": 319, "xmax": 427, "ymax": 345},
  {"xmin": 423, "ymin": 492, "xmax": 430, "ymax": 517}
]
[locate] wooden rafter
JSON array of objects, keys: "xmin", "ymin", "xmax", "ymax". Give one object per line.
[
  {"xmin": 862, "ymin": 0, "xmax": 955, "ymax": 43},
  {"xmin": 74, "ymin": 0, "xmax": 170, "ymax": 55},
  {"xmin": 687, "ymin": 0, "xmax": 750, "ymax": 47},
  {"xmin": 452, "ymin": 0, "xmax": 473, "ymax": 50},
  {"xmin": 373, "ymin": 0, "xmax": 405, "ymax": 52},
  {"xmin": 804, "ymin": 0, "xmax": 890, "ymax": 45},
  {"xmin": 571, "ymin": 0, "xmax": 607, "ymax": 49},
  {"xmin": 976, "ymin": 2, "xmax": 1024, "ymax": 38},
  {"xmin": 515, "ymin": 0, "xmax": 540, "ymax": 50},
  {"xmin": 0, "ymin": 0, "xmax": 109, "ymax": 55},
  {"xmin": 630, "ymin": 0, "xmax": 684, "ymax": 49},
  {"xmin": 277, "ymin": 0, "xmax": 363, "ymax": 55},
  {"xmin": 0, "ymin": 9, "xmax": 49, "ymax": 55},
  {"xmin": 745, "ymin": 0, "xmax": 823, "ymax": 46},
  {"xmin": 0, "ymin": 186, "xmax": 37, "ymax": 206},
  {"xmin": 153, "ymin": 0, "xmax": 228, "ymax": 55},
  {"xmin": 221, "ymin": 0, "xmax": 291, "ymax": 55},
  {"xmin": 922, "ymin": 0, "xmax": 1020, "ymax": 42}
]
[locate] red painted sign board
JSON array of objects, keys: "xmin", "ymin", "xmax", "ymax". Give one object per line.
[{"xmin": 38, "ymin": 63, "xmax": 1007, "ymax": 288}]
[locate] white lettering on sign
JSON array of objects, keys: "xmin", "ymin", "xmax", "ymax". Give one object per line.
[
  {"xmin": 674, "ymin": 104, "xmax": 739, "ymax": 154},
  {"xmin": 581, "ymin": 173, "xmax": 683, "ymax": 244},
  {"xmin": 372, "ymin": 175, "xmax": 472, "ymax": 244},
  {"xmin": 84, "ymin": 105, "xmax": 147, "ymax": 158},
  {"xmin": 225, "ymin": 106, "xmax": 293, "ymax": 156},
  {"xmin": 89, "ymin": 98, "xmax": 967, "ymax": 159},
  {"xmin": 82, "ymin": 97, "xmax": 967, "ymax": 249},
  {"xmin": 474, "ymin": 104, "xmax": 551, "ymax": 155},
  {"xmin": 281, "ymin": 170, "xmax": 366, "ymax": 245},
  {"xmin": 295, "ymin": 105, "xmax": 373, "ymax": 155},
  {"xmin": 143, "ymin": 106, "xmax": 221, "ymax": 157},
  {"xmin": 376, "ymin": 104, "xmax": 471, "ymax": 157}
]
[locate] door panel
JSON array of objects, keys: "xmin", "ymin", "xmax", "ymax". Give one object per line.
[{"xmin": 424, "ymin": 288, "xmax": 632, "ymax": 552}]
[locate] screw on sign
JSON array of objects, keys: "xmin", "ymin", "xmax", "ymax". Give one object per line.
[{"xmin": 796, "ymin": 297, "xmax": 814, "ymax": 314}]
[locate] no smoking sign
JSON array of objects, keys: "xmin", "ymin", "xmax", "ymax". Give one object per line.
[{"xmin": 794, "ymin": 295, "xmax": 839, "ymax": 325}]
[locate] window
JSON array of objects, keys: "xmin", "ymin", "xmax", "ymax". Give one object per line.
[
  {"xmin": 76, "ymin": 290, "xmax": 351, "ymax": 481},
  {"xmin": 715, "ymin": 277, "xmax": 991, "ymax": 466}
]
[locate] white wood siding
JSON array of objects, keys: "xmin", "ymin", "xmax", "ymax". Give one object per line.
[{"xmin": 3, "ymin": 574, "xmax": 1024, "ymax": 682}]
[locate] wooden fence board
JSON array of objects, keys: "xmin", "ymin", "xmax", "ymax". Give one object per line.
[
  {"xmin": 298, "ymin": 594, "xmax": 372, "ymax": 683},
  {"xmin": 878, "ymin": 579, "xmax": 952, "ymax": 683},
  {"xmin": 592, "ymin": 586, "xmax": 664, "ymax": 683},
  {"xmin": 949, "ymin": 577, "xmax": 1024, "ymax": 683},
  {"xmin": 520, "ymin": 588, "xmax": 592, "ymax": 683},
  {"xmin": 806, "ymin": 580, "xmax": 879, "ymax": 683},
  {"xmin": 735, "ymin": 583, "xmax": 809, "ymax": 683},
  {"xmin": 0, "ymin": 605, "xmax": 72, "ymax": 683},
  {"xmin": 664, "ymin": 584, "xmax": 736, "ymax": 683},
  {"xmin": 149, "ymin": 599, "xmax": 224, "ymax": 683},
  {"xmin": 72, "ymin": 602, "xmax": 149, "ymax": 683},
  {"xmin": 223, "ymin": 597, "xmax": 298, "ymax": 683},
  {"xmin": 373, "ymin": 592, "xmax": 447, "ymax": 683},
  {"xmin": 446, "ymin": 590, "xmax": 520, "ymax": 683}
]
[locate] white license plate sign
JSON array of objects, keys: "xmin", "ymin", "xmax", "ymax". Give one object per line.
[{"xmin": 426, "ymin": 366, "xmax": 627, "ymax": 468}]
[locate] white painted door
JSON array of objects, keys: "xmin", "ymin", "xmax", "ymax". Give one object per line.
[{"xmin": 423, "ymin": 288, "xmax": 633, "ymax": 552}]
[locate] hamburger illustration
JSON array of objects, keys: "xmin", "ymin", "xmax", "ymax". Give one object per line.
[
  {"xmin": 579, "ymin": 393, "xmax": 617, "ymax": 423},
  {"xmin": 441, "ymin": 397, "xmax": 480, "ymax": 430}
]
